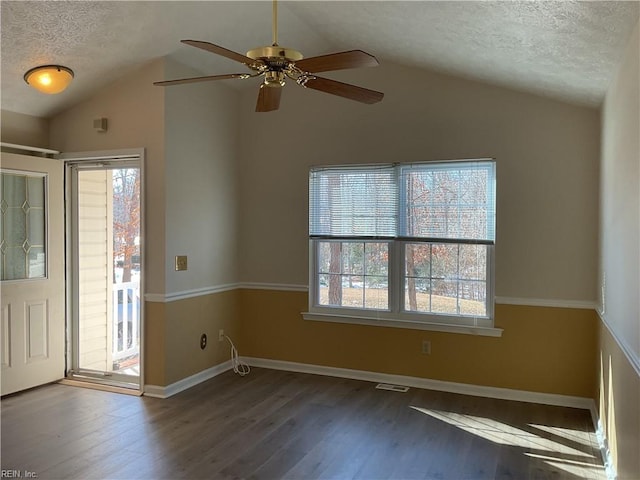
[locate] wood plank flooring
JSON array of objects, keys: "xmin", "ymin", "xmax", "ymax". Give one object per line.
[{"xmin": 1, "ymin": 367, "xmax": 606, "ymax": 480}]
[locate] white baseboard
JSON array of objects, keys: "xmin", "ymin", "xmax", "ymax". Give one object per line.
[
  {"xmin": 242, "ymin": 356, "xmax": 595, "ymax": 410},
  {"xmin": 144, "ymin": 359, "xmax": 232, "ymax": 398}
]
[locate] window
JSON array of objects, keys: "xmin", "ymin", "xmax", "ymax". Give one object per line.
[
  {"xmin": 1, "ymin": 171, "xmax": 47, "ymax": 281},
  {"xmin": 307, "ymin": 159, "xmax": 498, "ymax": 335}
]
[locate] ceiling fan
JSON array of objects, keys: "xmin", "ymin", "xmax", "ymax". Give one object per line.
[{"xmin": 153, "ymin": 0, "xmax": 384, "ymax": 112}]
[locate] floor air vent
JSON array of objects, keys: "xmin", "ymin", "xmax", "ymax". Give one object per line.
[{"xmin": 375, "ymin": 383, "xmax": 410, "ymax": 392}]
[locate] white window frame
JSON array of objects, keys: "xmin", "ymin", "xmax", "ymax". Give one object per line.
[{"xmin": 304, "ymin": 159, "xmax": 502, "ymax": 337}]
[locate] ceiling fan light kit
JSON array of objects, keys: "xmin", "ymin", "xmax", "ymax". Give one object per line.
[
  {"xmin": 24, "ymin": 65, "xmax": 74, "ymax": 94},
  {"xmin": 154, "ymin": 0, "xmax": 383, "ymax": 112}
]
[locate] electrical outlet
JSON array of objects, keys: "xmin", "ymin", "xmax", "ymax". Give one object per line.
[
  {"xmin": 200, "ymin": 333, "xmax": 207, "ymax": 350},
  {"xmin": 421, "ymin": 340, "xmax": 431, "ymax": 355},
  {"xmin": 219, "ymin": 329, "xmax": 225, "ymax": 342}
]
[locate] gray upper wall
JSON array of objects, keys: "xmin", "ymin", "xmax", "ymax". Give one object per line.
[
  {"xmin": 600, "ymin": 20, "xmax": 640, "ymax": 365},
  {"xmin": 163, "ymin": 58, "xmax": 241, "ymax": 295},
  {"xmin": 1, "ymin": 110, "xmax": 49, "ymax": 148},
  {"xmin": 237, "ymin": 61, "xmax": 601, "ymax": 303}
]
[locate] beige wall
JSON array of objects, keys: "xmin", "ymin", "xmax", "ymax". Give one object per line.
[
  {"xmin": 599, "ymin": 322, "xmax": 640, "ymax": 479},
  {"xmin": 130, "ymin": 291, "xmax": 242, "ymax": 387},
  {"xmin": 598, "ymin": 19, "xmax": 640, "ymax": 480},
  {"xmin": 237, "ymin": 62, "xmax": 600, "ymax": 304},
  {"xmin": 144, "ymin": 291, "xmax": 241, "ymax": 386},
  {"xmin": 164, "ymin": 290, "xmax": 240, "ymax": 385},
  {"xmin": 0, "ymin": 110, "xmax": 49, "ymax": 148},
  {"xmin": 239, "ymin": 290, "xmax": 597, "ymax": 398}
]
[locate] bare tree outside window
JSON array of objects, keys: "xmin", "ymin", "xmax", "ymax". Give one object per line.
[{"xmin": 112, "ymin": 169, "xmax": 140, "ymax": 283}]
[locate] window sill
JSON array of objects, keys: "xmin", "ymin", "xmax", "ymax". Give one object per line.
[{"xmin": 301, "ymin": 312, "xmax": 503, "ymax": 337}]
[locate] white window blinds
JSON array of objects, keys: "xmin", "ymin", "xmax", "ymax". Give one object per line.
[
  {"xmin": 309, "ymin": 165, "xmax": 398, "ymax": 237},
  {"xmin": 309, "ymin": 160, "xmax": 495, "ymax": 243},
  {"xmin": 400, "ymin": 161, "xmax": 496, "ymax": 243}
]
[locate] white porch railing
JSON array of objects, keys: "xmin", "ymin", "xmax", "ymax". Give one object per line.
[{"xmin": 112, "ymin": 281, "xmax": 140, "ymax": 363}]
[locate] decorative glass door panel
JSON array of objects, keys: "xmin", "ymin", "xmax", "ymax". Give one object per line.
[{"xmin": 1, "ymin": 172, "xmax": 46, "ymax": 280}]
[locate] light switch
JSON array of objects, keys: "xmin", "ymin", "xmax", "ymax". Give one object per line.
[{"xmin": 175, "ymin": 255, "xmax": 188, "ymax": 271}]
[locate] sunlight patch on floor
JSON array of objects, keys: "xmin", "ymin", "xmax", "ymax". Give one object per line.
[
  {"xmin": 410, "ymin": 405, "xmax": 607, "ymax": 478},
  {"xmin": 411, "ymin": 406, "xmax": 593, "ymax": 459},
  {"xmin": 525, "ymin": 452, "xmax": 605, "ymax": 479},
  {"xmin": 529, "ymin": 423, "xmax": 595, "ymax": 449}
]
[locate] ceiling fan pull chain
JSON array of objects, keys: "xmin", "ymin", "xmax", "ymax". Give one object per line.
[{"xmin": 272, "ymin": 0, "xmax": 278, "ymax": 46}]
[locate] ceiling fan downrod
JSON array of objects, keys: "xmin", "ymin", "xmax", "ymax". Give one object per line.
[
  {"xmin": 272, "ymin": 0, "xmax": 278, "ymax": 46},
  {"xmin": 245, "ymin": 0, "xmax": 303, "ymax": 65}
]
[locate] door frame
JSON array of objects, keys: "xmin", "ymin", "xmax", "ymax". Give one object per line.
[{"xmin": 61, "ymin": 148, "xmax": 145, "ymax": 394}]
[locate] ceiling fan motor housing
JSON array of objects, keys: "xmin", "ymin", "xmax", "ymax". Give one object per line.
[
  {"xmin": 246, "ymin": 46, "xmax": 303, "ymax": 62},
  {"xmin": 247, "ymin": 46, "xmax": 303, "ymax": 87}
]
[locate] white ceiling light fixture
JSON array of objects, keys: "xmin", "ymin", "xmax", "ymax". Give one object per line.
[{"xmin": 24, "ymin": 65, "xmax": 74, "ymax": 94}]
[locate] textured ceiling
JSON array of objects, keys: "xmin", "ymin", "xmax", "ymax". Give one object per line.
[{"xmin": 1, "ymin": 1, "xmax": 639, "ymax": 118}]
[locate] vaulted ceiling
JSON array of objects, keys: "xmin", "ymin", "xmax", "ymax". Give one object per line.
[{"xmin": 2, "ymin": 1, "xmax": 638, "ymax": 118}]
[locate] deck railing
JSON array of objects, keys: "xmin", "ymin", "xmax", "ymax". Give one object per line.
[{"xmin": 112, "ymin": 281, "xmax": 140, "ymax": 363}]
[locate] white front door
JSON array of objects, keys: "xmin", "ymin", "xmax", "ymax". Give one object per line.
[{"xmin": 1, "ymin": 153, "xmax": 65, "ymax": 395}]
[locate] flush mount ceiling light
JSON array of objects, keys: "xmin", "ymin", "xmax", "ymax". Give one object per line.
[{"xmin": 24, "ymin": 65, "xmax": 74, "ymax": 94}]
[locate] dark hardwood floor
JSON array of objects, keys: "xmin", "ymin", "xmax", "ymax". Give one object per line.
[{"xmin": 1, "ymin": 367, "xmax": 605, "ymax": 480}]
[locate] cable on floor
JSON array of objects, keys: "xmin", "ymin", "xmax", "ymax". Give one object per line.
[{"xmin": 224, "ymin": 335, "xmax": 250, "ymax": 376}]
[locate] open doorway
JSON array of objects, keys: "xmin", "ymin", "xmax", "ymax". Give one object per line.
[{"xmin": 65, "ymin": 152, "xmax": 143, "ymax": 391}]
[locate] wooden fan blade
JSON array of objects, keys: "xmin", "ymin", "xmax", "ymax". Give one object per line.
[
  {"xmin": 295, "ymin": 50, "xmax": 379, "ymax": 73},
  {"xmin": 154, "ymin": 74, "xmax": 248, "ymax": 86},
  {"xmin": 256, "ymin": 84, "xmax": 282, "ymax": 112},
  {"xmin": 302, "ymin": 76, "xmax": 383, "ymax": 104},
  {"xmin": 182, "ymin": 40, "xmax": 257, "ymax": 65}
]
